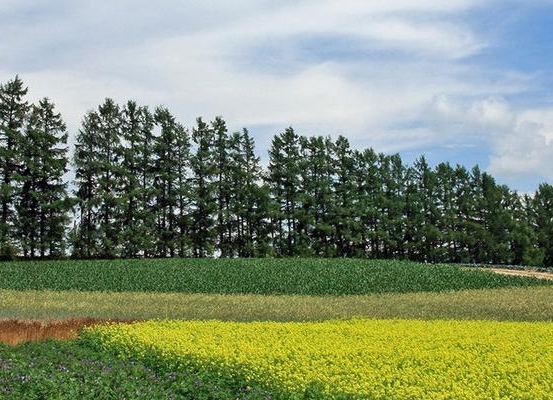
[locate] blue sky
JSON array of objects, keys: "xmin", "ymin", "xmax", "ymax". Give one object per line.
[{"xmin": 2, "ymin": 0, "xmax": 553, "ymax": 192}]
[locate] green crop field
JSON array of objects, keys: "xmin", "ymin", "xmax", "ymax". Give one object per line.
[
  {"xmin": 0, "ymin": 258, "xmax": 549, "ymax": 295},
  {"xmin": 2, "ymin": 258, "xmax": 553, "ymax": 399}
]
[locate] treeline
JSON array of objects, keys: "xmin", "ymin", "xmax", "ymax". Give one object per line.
[{"xmin": 1, "ymin": 76, "xmax": 553, "ymax": 266}]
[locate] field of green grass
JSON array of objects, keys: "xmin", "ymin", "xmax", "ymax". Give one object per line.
[{"xmin": 1, "ymin": 258, "xmax": 552, "ymax": 399}]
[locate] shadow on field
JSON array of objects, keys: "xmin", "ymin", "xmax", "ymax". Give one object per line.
[{"xmin": 0, "ymin": 318, "xmax": 135, "ymax": 345}]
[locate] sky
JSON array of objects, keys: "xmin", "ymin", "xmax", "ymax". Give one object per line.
[{"xmin": 2, "ymin": 0, "xmax": 553, "ymax": 192}]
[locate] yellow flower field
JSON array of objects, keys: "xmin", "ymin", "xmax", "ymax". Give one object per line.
[{"xmin": 85, "ymin": 319, "xmax": 553, "ymax": 399}]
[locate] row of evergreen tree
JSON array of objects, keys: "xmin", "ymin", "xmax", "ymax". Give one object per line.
[{"xmin": 1, "ymin": 76, "xmax": 552, "ymax": 266}]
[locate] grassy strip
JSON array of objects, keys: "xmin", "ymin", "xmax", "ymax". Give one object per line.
[
  {"xmin": 0, "ymin": 258, "xmax": 550, "ymax": 295},
  {"xmin": 0, "ymin": 340, "xmax": 274, "ymax": 400},
  {"xmin": 2, "ymin": 286, "xmax": 553, "ymax": 321}
]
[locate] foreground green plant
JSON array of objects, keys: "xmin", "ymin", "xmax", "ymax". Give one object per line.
[
  {"xmin": 0, "ymin": 258, "xmax": 549, "ymax": 295},
  {"xmin": 0, "ymin": 340, "xmax": 275, "ymax": 400},
  {"xmin": 85, "ymin": 319, "xmax": 553, "ymax": 400}
]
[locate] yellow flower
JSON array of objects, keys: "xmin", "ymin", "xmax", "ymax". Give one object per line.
[{"xmin": 84, "ymin": 319, "xmax": 553, "ymax": 399}]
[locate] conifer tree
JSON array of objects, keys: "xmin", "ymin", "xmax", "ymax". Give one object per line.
[
  {"xmin": 153, "ymin": 107, "xmax": 183, "ymax": 257},
  {"xmin": 96, "ymin": 99, "xmax": 124, "ymax": 258},
  {"xmin": 72, "ymin": 99, "xmax": 123, "ymax": 258},
  {"xmin": 72, "ymin": 111, "xmax": 102, "ymax": 258},
  {"xmin": 355, "ymin": 147, "xmax": 382, "ymax": 258},
  {"xmin": 190, "ymin": 117, "xmax": 216, "ymax": 257},
  {"xmin": 380, "ymin": 153, "xmax": 406, "ymax": 258},
  {"xmin": 212, "ymin": 117, "xmax": 233, "ymax": 257},
  {"xmin": 0, "ymin": 76, "xmax": 29, "ymax": 259},
  {"xmin": 434, "ymin": 162, "xmax": 458, "ymax": 262},
  {"xmin": 511, "ymin": 194, "xmax": 541, "ymax": 266},
  {"xmin": 267, "ymin": 127, "xmax": 302, "ymax": 256},
  {"xmin": 300, "ymin": 136, "xmax": 335, "ymax": 256},
  {"xmin": 175, "ymin": 119, "xmax": 192, "ymax": 257},
  {"xmin": 332, "ymin": 136, "xmax": 361, "ymax": 257},
  {"xmin": 18, "ymin": 98, "xmax": 70, "ymax": 258},
  {"xmin": 411, "ymin": 156, "xmax": 440, "ymax": 262},
  {"xmin": 532, "ymin": 183, "xmax": 553, "ymax": 267},
  {"xmin": 452, "ymin": 165, "xmax": 473, "ymax": 262},
  {"xmin": 234, "ymin": 129, "xmax": 271, "ymax": 257},
  {"xmin": 120, "ymin": 101, "xmax": 155, "ymax": 257}
]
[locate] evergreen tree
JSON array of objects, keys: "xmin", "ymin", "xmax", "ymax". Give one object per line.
[
  {"xmin": 17, "ymin": 98, "xmax": 70, "ymax": 258},
  {"xmin": 301, "ymin": 136, "xmax": 336, "ymax": 256},
  {"xmin": 452, "ymin": 165, "xmax": 473, "ymax": 263},
  {"xmin": 175, "ymin": 118, "xmax": 192, "ymax": 257},
  {"xmin": 510, "ymin": 194, "xmax": 542, "ymax": 266},
  {"xmin": 434, "ymin": 162, "xmax": 458, "ymax": 262},
  {"xmin": 96, "ymin": 99, "xmax": 124, "ymax": 258},
  {"xmin": 72, "ymin": 111, "xmax": 102, "ymax": 258},
  {"xmin": 152, "ymin": 107, "xmax": 183, "ymax": 257},
  {"xmin": 486, "ymin": 184, "xmax": 517, "ymax": 264},
  {"xmin": 403, "ymin": 166, "xmax": 424, "ymax": 261},
  {"xmin": 190, "ymin": 117, "xmax": 216, "ymax": 257},
  {"xmin": 267, "ymin": 127, "xmax": 302, "ymax": 256},
  {"xmin": 331, "ymin": 136, "xmax": 361, "ymax": 257},
  {"xmin": 467, "ymin": 168, "xmax": 494, "ymax": 263},
  {"xmin": 120, "ymin": 101, "xmax": 155, "ymax": 257},
  {"xmin": 72, "ymin": 99, "xmax": 123, "ymax": 258},
  {"xmin": 533, "ymin": 183, "xmax": 553, "ymax": 267},
  {"xmin": 212, "ymin": 117, "xmax": 233, "ymax": 257},
  {"xmin": 0, "ymin": 76, "xmax": 29, "ymax": 259},
  {"xmin": 233, "ymin": 129, "xmax": 271, "ymax": 257},
  {"xmin": 355, "ymin": 148, "xmax": 382, "ymax": 258},
  {"xmin": 404, "ymin": 156, "xmax": 439, "ymax": 261},
  {"xmin": 379, "ymin": 154, "xmax": 406, "ymax": 259}
]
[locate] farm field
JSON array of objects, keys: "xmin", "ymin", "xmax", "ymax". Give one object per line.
[
  {"xmin": 2, "ymin": 286, "xmax": 553, "ymax": 322},
  {"xmin": 1, "ymin": 258, "xmax": 553, "ymax": 399},
  {"xmin": 0, "ymin": 258, "xmax": 550, "ymax": 294},
  {"xmin": 84, "ymin": 319, "xmax": 553, "ymax": 399}
]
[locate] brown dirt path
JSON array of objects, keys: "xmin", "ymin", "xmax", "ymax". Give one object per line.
[
  {"xmin": 489, "ymin": 268, "xmax": 553, "ymax": 280},
  {"xmin": 0, "ymin": 318, "xmax": 135, "ymax": 345}
]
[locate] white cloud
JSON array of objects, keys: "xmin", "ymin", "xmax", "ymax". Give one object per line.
[
  {"xmin": 487, "ymin": 108, "xmax": 553, "ymax": 181},
  {"xmin": 488, "ymin": 127, "xmax": 553, "ymax": 181},
  {"xmin": 2, "ymin": 0, "xmax": 553, "ymax": 191},
  {"xmin": 425, "ymin": 93, "xmax": 553, "ymax": 183},
  {"xmin": 467, "ymin": 97, "xmax": 515, "ymax": 132}
]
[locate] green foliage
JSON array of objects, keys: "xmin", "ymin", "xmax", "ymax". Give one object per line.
[
  {"xmin": 267, "ymin": 127, "xmax": 303, "ymax": 256},
  {"xmin": 17, "ymin": 98, "xmax": 70, "ymax": 258},
  {"xmin": 120, "ymin": 101, "xmax": 156, "ymax": 258},
  {"xmin": 533, "ymin": 183, "xmax": 553, "ymax": 267},
  {"xmin": 3, "ymin": 76, "xmax": 553, "ymax": 266},
  {"xmin": 0, "ymin": 76, "xmax": 29, "ymax": 259},
  {"xmin": 0, "ymin": 339, "xmax": 276, "ymax": 400},
  {"xmin": 0, "ymin": 258, "xmax": 549, "ymax": 295},
  {"xmin": 190, "ymin": 117, "xmax": 217, "ymax": 257}
]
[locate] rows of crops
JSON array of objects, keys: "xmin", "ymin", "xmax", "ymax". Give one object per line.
[
  {"xmin": 0, "ymin": 258, "xmax": 549, "ymax": 294},
  {"xmin": 2, "ymin": 258, "xmax": 553, "ymax": 399},
  {"xmin": 83, "ymin": 319, "xmax": 553, "ymax": 399}
]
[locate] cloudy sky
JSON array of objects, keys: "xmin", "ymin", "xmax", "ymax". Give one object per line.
[{"xmin": 2, "ymin": 0, "xmax": 553, "ymax": 192}]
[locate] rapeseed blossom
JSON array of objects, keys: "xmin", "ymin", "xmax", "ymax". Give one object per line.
[{"xmin": 84, "ymin": 319, "xmax": 553, "ymax": 399}]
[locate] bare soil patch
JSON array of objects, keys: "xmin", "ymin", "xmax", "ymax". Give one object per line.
[
  {"xmin": 489, "ymin": 268, "xmax": 553, "ymax": 281},
  {"xmin": 0, "ymin": 318, "xmax": 134, "ymax": 345}
]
